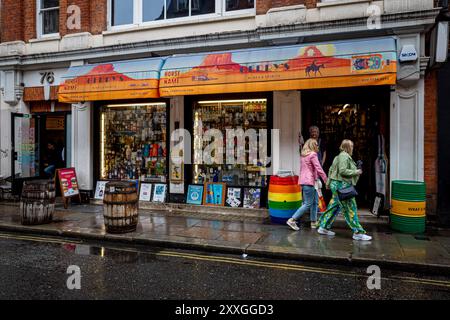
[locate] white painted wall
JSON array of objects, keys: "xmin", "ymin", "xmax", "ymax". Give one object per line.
[
  {"xmin": 169, "ymin": 96, "xmax": 186, "ymax": 194},
  {"xmin": 272, "ymin": 91, "xmax": 301, "ymax": 177},
  {"xmin": 0, "ymin": 98, "xmax": 12, "ymax": 178},
  {"xmin": 390, "ymin": 80, "xmax": 424, "ymax": 183},
  {"xmin": 0, "ymin": 70, "xmax": 30, "ymax": 178},
  {"xmin": 71, "ymin": 103, "xmax": 94, "ymax": 190},
  {"xmin": 22, "ymin": 68, "xmax": 66, "ymax": 87}
]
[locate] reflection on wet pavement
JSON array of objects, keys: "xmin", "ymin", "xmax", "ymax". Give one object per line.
[
  {"xmin": 0, "ymin": 203, "xmax": 450, "ymax": 269},
  {"xmin": 62, "ymin": 243, "xmax": 157, "ymax": 264}
]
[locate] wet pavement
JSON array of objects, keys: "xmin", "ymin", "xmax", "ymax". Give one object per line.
[
  {"xmin": 0, "ymin": 203, "xmax": 450, "ymax": 273},
  {"xmin": 0, "ymin": 233, "xmax": 449, "ymax": 300}
]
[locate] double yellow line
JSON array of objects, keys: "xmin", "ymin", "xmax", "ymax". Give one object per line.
[
  {"xmin": 155, "ymin": 250, "xmax": 450, "ymax": 288},
  {"xmin": 0, "ymin": 233, "xmax": 83, "ymax": 245},
  {"xmin": 1, "ymin": 232, "xmax": 449, "ymax": 289}
]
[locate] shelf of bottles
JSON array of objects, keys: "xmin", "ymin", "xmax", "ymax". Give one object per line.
[
  {"xmin": 100, "ymin": 103, "xmax": 168, "ymax": 183},
  {"xmin": 192, "ymin": 99, "xmax": 268, "ymax": 187}
]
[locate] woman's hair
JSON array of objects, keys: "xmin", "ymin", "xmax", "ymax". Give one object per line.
[
  {"xmin": 301, "ymin": 138, "xmax": 319, "ymax": 157},
  {"xmin": 340, "ymin": 139, "xmax": 354, "ymax": 156}
]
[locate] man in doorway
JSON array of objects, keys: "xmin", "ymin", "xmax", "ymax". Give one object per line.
[
  {"xmin": 309, "ymin": 126, "xmax": 327, "ymax": 167},
  {"xmin": 43, "ymin": 142, "xmax": 63, "ymax": 178}
]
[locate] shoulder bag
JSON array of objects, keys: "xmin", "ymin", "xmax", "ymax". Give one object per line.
[
  {"xmin": 336, "ymin": 154, "xmax": 358, "ymax": 201},
  {"xmin": 337, "ymin": 185, "xmax": 358, "ymax": 201}
]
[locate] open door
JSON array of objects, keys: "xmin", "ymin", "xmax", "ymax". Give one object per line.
[{"xmin": 11, "ymin": 113, "xmax": 41, "ymax": 195}]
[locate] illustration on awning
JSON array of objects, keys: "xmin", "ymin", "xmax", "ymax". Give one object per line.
[
  {"xmin": 159, "ymin": 38, "xmax": 397, "ymax": 96},
  {"xmin": 58, "ymin": 58, "xmax": 165, "ymax": 103}
]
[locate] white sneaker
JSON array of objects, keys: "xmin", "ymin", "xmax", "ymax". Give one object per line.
[
  {"xmin": 310, "ymin": 221, "xmax": 318, "ymax": 229},
  {"xmin": 353, "ymin": 233, "xmax": 372, "ymax": 241},
  {"xmin": 286, "ymin": 218, "xmax": 300, "ymax": 231},
  {"xmin": 317, "ymin": 227, "xmax": 335, "ymax": 236}
]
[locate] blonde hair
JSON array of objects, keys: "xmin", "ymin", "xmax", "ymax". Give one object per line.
[
  {"xmin": 340, "ymin": 139, "xmax": 354, "ymax": 156},
  {"xmin": 301, "ymin": 139, "xmax": 319, "ymax": 157}
]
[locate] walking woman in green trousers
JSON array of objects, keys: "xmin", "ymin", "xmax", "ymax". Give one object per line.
[{"xmin": 317, "ymin": 139, "xmax": 372, "ymax": 241}]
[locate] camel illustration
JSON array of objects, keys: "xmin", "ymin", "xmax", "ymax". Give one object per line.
[{"xmin": 305, "ymin": 61, "xmax": 325, "ymax": 77}]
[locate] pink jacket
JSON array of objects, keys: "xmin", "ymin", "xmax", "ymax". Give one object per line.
[{"xmin": 299, "ymin": 152, "xmax": 328, "ymax": 186}]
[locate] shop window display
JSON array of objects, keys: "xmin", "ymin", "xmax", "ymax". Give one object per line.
[
  {"xmin": 100, "ymin": 103, "xmax": 167, "ymax": 182},
  {"xmin": 192, "ymin": 99, "xmax": 268, "ymax": 187}
]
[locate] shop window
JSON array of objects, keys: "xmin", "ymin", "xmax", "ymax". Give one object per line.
[
  {"xmin": 38, "ymin": 0, "xmax": 60, "ymax": 36},
  {"xmin": 100, "ymin": 103, "xmax": 168, "ymax": 183},
  {"xmin": 192, "ymin": 99, "xmax": 268, "ymax": 187}
]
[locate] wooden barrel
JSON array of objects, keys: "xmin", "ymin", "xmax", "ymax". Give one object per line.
[
  {"xmin": 20, "ymin": 180, "xmax": 56, "ymax": 225},
  {"xmin": 103, "ymin": 181, "xmax": 139, "ymax": 234},
  {"xmin": 268, "ymin": 176, "xmax": 302, "ymax": 224}
]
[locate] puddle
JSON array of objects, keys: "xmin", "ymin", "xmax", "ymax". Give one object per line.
[{"xmin": 62, "ymin": 243, "xmax": 158, "ymax": 264}]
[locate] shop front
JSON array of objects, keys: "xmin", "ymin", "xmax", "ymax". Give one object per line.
[
  {"xmin": 8, "ymin": 68, "xmax": 72, "ymax": 195},
  {"xmin": 57, "ymin": 36, "xmax": 400, "ymax": 212},
  {"xmin": 59, "ymin": 58, "xmax": 170, "ymax": 197},
  {"xmin": 159, "ymin": 37, "xmax": 397, "ymax": 210}
]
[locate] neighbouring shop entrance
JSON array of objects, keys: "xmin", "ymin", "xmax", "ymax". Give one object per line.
[
  {"xmin": 11, "ymin": 108, "xmax": 71, "ymax": 195},
  {"xmin": 39, "ymin": 114, "xmax": 70, "ymax": 178},
  {"xmin": 302, "ymin": 86, "xmax": 391, "ymax": 208}
]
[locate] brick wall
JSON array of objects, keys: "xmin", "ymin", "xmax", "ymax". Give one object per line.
[
  {"xmin": 90, "ymin": 0, "xmax": 107, "ymax": 35},
  {"xmin": 424, "ymin": 70, "xmax": 439, "ymax": 216},
  {"xmin": 256, "ymin": 0, "xmax": 317, "ymax": 15},
  {"xmin": 1, "ymin": 0, "xmax": 24, "ymax": 42},
  {"xmin": 2, "ymin": 0, "xmax": 325, "ymax": 42},
  {"xmin": 24, "ymin": 0, "xmax": 36, "ymax": 42},
  {"xmin": 1, "ymin": 0, "xmax": 106, "ymax": 43},
  {"xmin": 59, "ymin": 0, "xmax": 107, "ymax": 36}
]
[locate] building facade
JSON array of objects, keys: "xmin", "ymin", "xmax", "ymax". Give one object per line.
[
  {"xmin": 0, "ymin": 0, "xmax": 442, "ymax": 219},
  {"xmin": 432, "ymin": 0, "xmax": 450, "ymax": 226}
]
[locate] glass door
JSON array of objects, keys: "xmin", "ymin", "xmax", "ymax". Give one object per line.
[{"xmin": 11, "ymin": 113, "xmax": 41, "ymax": 193}]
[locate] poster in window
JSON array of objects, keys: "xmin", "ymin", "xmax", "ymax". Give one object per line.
[
  {"xmin": 94, "ymin": 181, "xmax": 108, "ymax": 200},
  {"xmin": 171, "ymin": 158, "xmax": 183, "ymax": 182},
  {"xmin": 203, "ymin": 183, "xmax": 226, "ymax": 206},
  {"xmin": 152, "ymin": 184, "xmax": 167, "ymax": 203},
  {"xmin": 139, "ymin": 183, "xmax": 152, "ymax": 202},
  {"xmin": 225, "ymin": 187, "xmax": 242, "ymax": 207},
  {"xmin": 243, "ymin": 188, "xmax": 261, "ymax": 209},
  {"xmin": 186, "ymin": 185, "xmax": 204, "ymax": 205}
]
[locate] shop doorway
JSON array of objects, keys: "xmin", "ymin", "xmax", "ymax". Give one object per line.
[
  {"xmin": 302, "ymin": 86, "xmax": 391, "ymax": 208},
  {"xmin": 39, "ymin": 114, "xmax": 70, "ymax": 178},
  {"xmin": 10, "ymin": 113, "xmax": 41, "ymax": 195},
  {"xmin": 10, "ymin": 112, "xmax": 71, "ymax": 195}
]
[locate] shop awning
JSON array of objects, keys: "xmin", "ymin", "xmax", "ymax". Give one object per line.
[
  {"xmin": 58, "ymin": 58, "xmax": 165, "ymax": 103},
  {"xmin": 159, "ymin": 37, "xmax": 397, "ymax": 97}
]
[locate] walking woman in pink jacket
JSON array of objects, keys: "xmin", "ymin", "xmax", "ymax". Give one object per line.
[{"xmin": 287, "ymin": 139, "xmax": 328, "ymax": 231}]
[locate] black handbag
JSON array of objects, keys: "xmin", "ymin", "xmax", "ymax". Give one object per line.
[{"xmin": 337, "ymin": 185, "xmax": 358, "ymax": 201}]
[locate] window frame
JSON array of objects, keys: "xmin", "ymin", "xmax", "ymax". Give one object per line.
[
  {"xmin": 222, "ymin": 0, "xmax": 255, "ymax": 17},
  {"xmin": 36, "ymin": 0, "xmax": 60, "ymax": 38},
  {"xmin": 108, "ymin": 0, "xmax": 255, "ymax": 31}
]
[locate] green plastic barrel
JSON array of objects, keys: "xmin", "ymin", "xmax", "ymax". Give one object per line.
[
  {"xmin": 392, "ymin": 180, "xmax": 426, "ymax": 201},
  {"xmin": 390, "ymin": 181, "xmax": 426, "ymax": 234},
  {"xmin": 390, "ymin": 213, "xmax": 426, "ymax": 234}
]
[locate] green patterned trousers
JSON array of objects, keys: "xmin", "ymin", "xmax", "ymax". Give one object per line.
[{"xmin": 319, "ymin": 180, "xmax": 366, "ymax": 234}]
